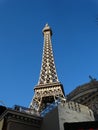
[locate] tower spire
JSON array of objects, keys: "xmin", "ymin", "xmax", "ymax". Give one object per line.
[
  {"xmin": 30, "ymin": 24, "xmax": 65, "ymax": 112},
  {"xmin": 38, "ymin": 24, "xmax": 59, "ymax": 85}
]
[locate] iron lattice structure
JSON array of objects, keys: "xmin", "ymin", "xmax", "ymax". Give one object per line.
[{"xmin": 30, "ymin": 24, "xmax": 65, "ymax": 112}]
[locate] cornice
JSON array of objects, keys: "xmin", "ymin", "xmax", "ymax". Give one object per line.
[{"xmin": 0, "ymin": 108, "xmax": 42, "ymax": 127}]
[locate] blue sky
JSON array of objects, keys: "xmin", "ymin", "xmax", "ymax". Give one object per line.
[{"xmin": 0, "ymin": 0, "xmax": 98, "ymax": 107}]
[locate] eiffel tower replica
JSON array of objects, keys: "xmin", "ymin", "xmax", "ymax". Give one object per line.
[{"xmin": 30, "ymin": 24, "xmax": 65, "ymax": 112}]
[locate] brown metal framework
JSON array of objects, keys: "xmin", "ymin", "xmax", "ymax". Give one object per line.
[{"xmin": 30, "ymin": 24, "xmax": 65, "ymax": 112}]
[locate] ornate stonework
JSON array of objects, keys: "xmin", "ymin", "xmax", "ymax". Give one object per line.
[
  {"xmin": 0, "ymin": 107, "xmax": 42, "ymax": 130},
  {"xmin": 67, "ymin": 80, "xmax": 98, "ymax": 119}
]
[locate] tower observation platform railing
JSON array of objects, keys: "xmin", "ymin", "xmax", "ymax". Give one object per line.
[{"xmin": 12, "ymin": 105, "xmax": 40, "ymax": 116}]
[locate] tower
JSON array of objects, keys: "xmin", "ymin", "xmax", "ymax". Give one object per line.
[{"xmin": 30, "ymin": 24, "xmax": 65, "ymax": 112}]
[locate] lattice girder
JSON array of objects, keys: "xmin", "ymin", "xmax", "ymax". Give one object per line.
[
  {"xmin": 30, "ymin": 83, "xmax": 65, "ymax": 112},
  {"xmin": 38, "ymin": 24, "xmax": 59, "ymax": 85},
  {"xmin": 30, "ymin": 24, "xmax": 65, "ymax": 112}
]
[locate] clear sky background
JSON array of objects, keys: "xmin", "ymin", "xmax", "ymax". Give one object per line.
[{"xmin": 0, "ymin": 0, "xmax": 98, "ymax": 107}]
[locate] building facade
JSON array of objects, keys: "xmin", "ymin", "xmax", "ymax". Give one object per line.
[{"xmin": 67, "ymin": 79, "xmax": 98, "ymax": 120}]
